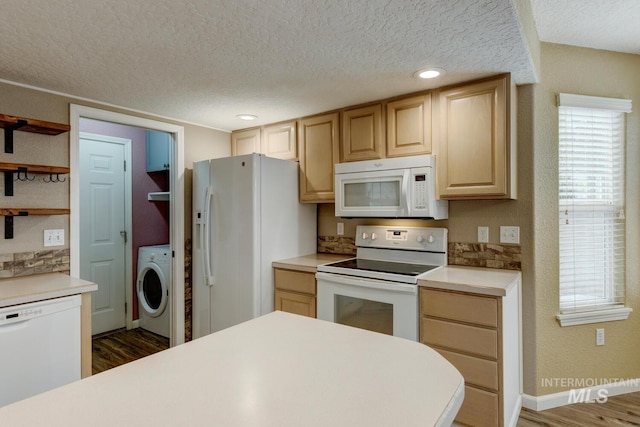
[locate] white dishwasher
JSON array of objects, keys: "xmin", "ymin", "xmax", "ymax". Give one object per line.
[{"xmin": 0, "ymin": 294, "xmax": 81, "ymax": 407}]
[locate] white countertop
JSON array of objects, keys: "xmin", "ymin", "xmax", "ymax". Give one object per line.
[
  {"xmin": 272, "ymin": 253, "xmax": 353, "ymax": 273},
  {"xmin": 0, "ymin": 273, "xmax": 97, "ymax": 308},
  {"xmin": 0, "ymin": 311, "xmax": 464, "ymax": 426},
  {"xmin": 419, "ymin": 265, "xmax": 521, "ymax": 296}
]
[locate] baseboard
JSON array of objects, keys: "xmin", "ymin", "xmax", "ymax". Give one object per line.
[
  {"xmin": 522, "ymin": 378, "xmax": 640, "ymax": 411},
  {"xmin": 506, "ymin": 395, "xmax": 522, "ymax": 427},
  {"xmin": 131, "ymin": 319, "xmax": 140, "ymax": 329}
]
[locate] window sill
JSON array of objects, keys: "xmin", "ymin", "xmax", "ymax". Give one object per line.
[{"xmin": 556, "ymin": 307, "xmax": 633, "ymax": 327}]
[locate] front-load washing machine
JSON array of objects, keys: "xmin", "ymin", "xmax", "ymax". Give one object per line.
[{"xmin": 137, "ymin": 245, "xmax": 171, "ymax": 338}]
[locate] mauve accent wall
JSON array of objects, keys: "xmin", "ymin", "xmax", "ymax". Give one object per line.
[{"xmin": 80, "ymin": 118, "xmax": 170, "ymax": 320}]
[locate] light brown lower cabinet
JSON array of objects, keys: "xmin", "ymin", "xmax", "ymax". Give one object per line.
[
  {"xmin": 274, "ymin": 268, "xmax": 316, "ymax": 318},
  {"xmin": 420, "ymin": 285, "xmax": 521, "ymax": 427}
]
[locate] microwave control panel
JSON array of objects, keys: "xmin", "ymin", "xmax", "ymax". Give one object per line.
[
  {"xmin": 413, "ymin": 174, "xmax": 427, "ymax": 209},
  {"xmin": 411, "ymin": 167, "xmax": 432, "ymax": 212}
]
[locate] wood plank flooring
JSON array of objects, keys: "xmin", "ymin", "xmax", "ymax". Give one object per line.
[
  {"xmin": 518, "ymin": 392, "xmax": 640, "ymax": 426},
  {"xmin": 92, "ymin": 328, "xmax": 169, "ymax": 375}
]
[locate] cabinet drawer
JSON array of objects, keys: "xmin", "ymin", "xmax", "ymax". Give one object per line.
[
  {"xmin": 420, "ymin": 288, "xmax": 498, "ymax": 327},
  {"xmin": 455, "ymin": 386, "xmax": 499, "ymax": 427},
  {"xmin": 420, "ymin": 317, "xmax": 498, "ymax": 359},
  {"xmin": 275, "ymin": 290, "xmax": 316, "ymax": 318},
  {"xmin": 274, "ymin": 269, "xmax": 316, "ymax": 295},
  {"xmin": 434, "ymin": 348, "xmax": 499, "ymax": 391}
]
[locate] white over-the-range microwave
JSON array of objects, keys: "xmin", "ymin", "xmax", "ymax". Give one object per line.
[{"xmin": 334, "ymin": 155, "xmax": 448, "ymax": 219}]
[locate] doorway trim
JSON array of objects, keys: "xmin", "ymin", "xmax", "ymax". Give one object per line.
[
  {"xmin": 70, "ymin": 104, "xmax": 185, "ymax": 346},
  {"xmin": 79, "ymin": 132, "xmax": 132, "ymax": 332}
]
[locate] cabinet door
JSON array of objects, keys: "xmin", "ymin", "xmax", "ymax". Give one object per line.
[
  {"xmin": 386, "ymin": 95, "xmax": 431, "ymax": 157},
  {"xmin": 231, "ymin": 128, "xmax": 261, "ymax": 156},
  {"xmin": 146, "ymin": 130, "xmax": 171, "ymax": 172},
  {"xmin": 298, "ymin": 113, "xmax": 339, "ymax": 203},
  {"xmin": 437, "ymin": 75, "xmax": 514, "ymax": 199},
  {"xmin": 261, "ymin": 121, "xmax": 297, "ymax": 160},
  {"xmin": 341, "ymin": 104, "xmax": 383, "ymax": 162},
  {"xmin": 275, "ymin": 290, "xmax": 316, "ymax": 318}
]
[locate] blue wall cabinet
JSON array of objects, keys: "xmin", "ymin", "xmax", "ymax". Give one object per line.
[{"xmin": 146, "ymin": 130, "xmax": 171, "ymax": 172}]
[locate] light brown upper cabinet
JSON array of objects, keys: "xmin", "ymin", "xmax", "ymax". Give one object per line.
[
  {"xmin": 231, "ymin": 128, "xmax": 260, "ymax": 156},
  {"xmin": 261, "ymin": 120, "xmax": 297, "ymax": 160},
  {"xmin": 298, "ymin": 113, "xmax": 339, "ymax": 203},
  {"xmin": 437, "ymin": 74, "xmax": 516, "ymax": 200},
  {"xmin": 386, "ymin": 94, "xmax": 432, "ymax": 157},
  {"xmin": 341, "ymin": 104, "xmax": 384, "ymax": 162}
]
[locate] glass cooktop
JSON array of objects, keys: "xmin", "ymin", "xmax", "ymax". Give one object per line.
[{"xmin": 324, "ymin": 258, "xmax": 440, "ymax": 277}]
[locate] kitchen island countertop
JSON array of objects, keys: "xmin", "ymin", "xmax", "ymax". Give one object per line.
[
  {"xmin": 0, "ymin": 311, "xmax": 464, "ymax": 427},
  {"xmin": 0, "ymin": 273, "xmax": 97, "ymax": 308}
]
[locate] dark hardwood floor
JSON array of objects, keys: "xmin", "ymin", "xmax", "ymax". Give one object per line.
[
  {"xmin": 92, "ymin": 328, "xmax": 169, "ymax": 374},
  {"xmin": 518, "ymin": 392, "xmax": 640, "ymax": 426}
]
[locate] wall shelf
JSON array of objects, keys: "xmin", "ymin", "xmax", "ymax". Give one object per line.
[
  {"xmin": 0, "ymin": 208, "xmax": 70, "ymax": 239},
  {"xmin": 0, "ymin": 162, "xmax": 70, "ymax": 196},
  {"xmin": 148, "ymin": 191, "xmax": 170, "ymax": 201},
  {"xmin": 0, "ymin": 114, "xmax": 70, "ymax": 153}
]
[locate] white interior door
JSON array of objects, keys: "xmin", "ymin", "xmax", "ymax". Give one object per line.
[{"xmin": 79, "ymin": 133, "xmax": 130, "ymax": 335}]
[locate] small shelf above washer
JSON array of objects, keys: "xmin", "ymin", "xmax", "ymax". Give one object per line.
[{"xmin": 148, "ymin": 192, "xmax": 169, "ymax": 201}]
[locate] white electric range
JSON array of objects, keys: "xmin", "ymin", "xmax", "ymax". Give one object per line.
[{"xmin": 316, "ymin": 225, "xmax": 448, "ymax": 341}]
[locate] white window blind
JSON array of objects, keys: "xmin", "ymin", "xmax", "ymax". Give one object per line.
[{"xmin": 558, "ymin": 94, "xmax": 631, "ymax": 314}]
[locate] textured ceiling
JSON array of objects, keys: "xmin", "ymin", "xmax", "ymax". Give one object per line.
[
  {"xmin": 1, "ymin": 1, "xmax": 539, "ymax": 131},
  {"xmin": 530, "ymin": 0, "xmax": 640, "ymax": 55}
]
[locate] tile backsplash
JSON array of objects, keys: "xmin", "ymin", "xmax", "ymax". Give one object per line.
[
  {"xmin": 317, "ymin": 236, "xmax": 521, "ymax": 271},
  {"xmin": 0, "ymin": 249, "xmax": 70, "ymax": 278}
]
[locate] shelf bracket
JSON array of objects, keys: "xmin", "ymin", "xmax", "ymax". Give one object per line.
[
  {"xmin": 4, "ymin": 171, "xmax": 13, "ymax": 196},
  {"xmin": 4, "ymin": 211, "xmax": 27, "ymax": 239},
  {"xmin": 4, "ymin": 119, "xmax": 28, "ymax": 153}
]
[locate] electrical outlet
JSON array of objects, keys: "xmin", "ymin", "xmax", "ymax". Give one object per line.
[
  {"xmin": 500, "ymin": 226, "xmax": 520, "ymax": 244},
  {"xmin": 44, "ymin": 229, "xmax": 65, "ymax": 247},
  {"xmin": 477, "ymin": 226, "xmax": 489, "ymax": 243},
  {"xmin": 596, "ymin": 328, "xmax": 605, "ymax": 346},
  {"xmin": 337, "ymin": 222, "xmax": 344, "ymax": 236}
]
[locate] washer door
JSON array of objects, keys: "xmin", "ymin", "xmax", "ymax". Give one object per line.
[{"xmin": 137, "ymin": 263, "xmax": 168, "ymax": 317}]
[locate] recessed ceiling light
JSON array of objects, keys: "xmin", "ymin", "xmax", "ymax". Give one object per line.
[
  {"xmin": 237, "ymin": 114, "xmax": 258, "ymax": 121},
  {"xmin": 414, "ymin": 68, "xmax": 445, "ymax": 79}
]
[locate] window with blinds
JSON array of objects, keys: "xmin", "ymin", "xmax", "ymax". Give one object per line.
[{"xmin": 558, "ymin": 93, "xmax": 631, "ymax": 315}]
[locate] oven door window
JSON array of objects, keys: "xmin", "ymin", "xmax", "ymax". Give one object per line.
[{"xmin": 335, "ymin": 295, "xmax": 393, "ymax": 336}]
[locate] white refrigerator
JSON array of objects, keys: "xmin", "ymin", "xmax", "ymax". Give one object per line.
[{"xmin": 192, "ymin": 153, "xmax": 317, "ymax": 339}]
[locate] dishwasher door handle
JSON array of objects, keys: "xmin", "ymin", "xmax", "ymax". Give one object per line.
[{"xmin": 0, "ymin": 320, "xmax": 29, "ymax": 333}]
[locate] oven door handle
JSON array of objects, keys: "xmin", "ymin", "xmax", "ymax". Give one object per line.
[{"xmin": 315, "ymin": 272, "xmax": 417, "ymax": 294}]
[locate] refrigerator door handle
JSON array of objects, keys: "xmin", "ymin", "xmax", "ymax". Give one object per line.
[{"xmin": 203, "ymin": 186, "xmax": 216, "ymax": 286}]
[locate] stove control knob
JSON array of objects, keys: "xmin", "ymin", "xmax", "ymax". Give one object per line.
[
  {"xmin": 371, "ymin": 233, "xmax": 378, "ymax": 240},
  {"xmin": 427, "ymin": 235, "xmax": 436, "ymax": 244},
  {"xmin": 416, "ymin": 235, "xmax": 424, "ymax": 243},
  {"xmin": 361, "ymin": 232, "xmax": 370, "ymax": 240}
]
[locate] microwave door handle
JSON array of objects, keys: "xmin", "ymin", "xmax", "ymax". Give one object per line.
[{"xmin": 401, "ymin": 171, "xmax": 410, "ymax": 215}]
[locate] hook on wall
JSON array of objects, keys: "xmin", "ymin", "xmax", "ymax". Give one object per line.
[
  {"xmin": 43, "ymin": 173, "xmax": 66, "ymax": 183},
  {"xmin": 13, "ymin": 167, "xmax": 36, "ymax": 182}
]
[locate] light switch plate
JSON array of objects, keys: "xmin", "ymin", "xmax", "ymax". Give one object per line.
[
  {"xmin": 477, "ymin": 226, "xmax": 489, "ymax": 243},
  {"xmin": 337, "ymin": 222, "xmax": 344, "ymax": 236},
  {"xmin": 44, "ymin": 229, "xmax": 65, "ymax": 247},
  {"xmin": 500, "ymin": 226, "xmax": 520, "ymax": 244}
]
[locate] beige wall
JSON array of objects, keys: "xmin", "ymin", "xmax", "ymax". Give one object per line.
[
  {"xmin": 532, "ymin": 43, "xmax": 640, "ymax": 395},
  {"xmin": 0, "ymin": 81, "xmax": 229, "ymax": 254}
]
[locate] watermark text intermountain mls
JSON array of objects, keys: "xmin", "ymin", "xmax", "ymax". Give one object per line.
[{"xmin": 541, "ymin": 377, "xmax": 640, "ymax": 404}]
